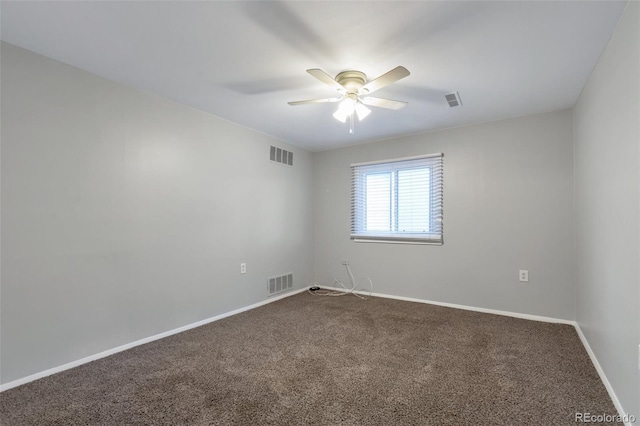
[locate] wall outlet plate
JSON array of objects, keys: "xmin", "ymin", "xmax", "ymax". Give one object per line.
[
  {"xmin": 240, "ymin": 263, "xmax": 246, "ymax": 274},
  {"xmin": 519, "ymin": 270, "xmax": 529, "ymax": 282}
]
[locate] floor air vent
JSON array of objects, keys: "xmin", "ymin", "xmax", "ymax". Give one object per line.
[
  {"xmin": 270, "ymin": 146, "xmax": 293, "ymax": 166},
  {"xmin": 268, "ymin": 272, "xmax": 293, "ymax": 296}
]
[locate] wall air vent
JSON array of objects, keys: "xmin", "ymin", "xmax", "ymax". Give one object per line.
[
  {"xmin": 270, "ymin": 146, "xmax": 293, "ymax": 166},
  {"xmin": 445, "ymin": 92, "xmax": 462, "ymax": 108},
  {"xmin": 268, "ymin": 272, "xmax": 293, "ymax": 296}
]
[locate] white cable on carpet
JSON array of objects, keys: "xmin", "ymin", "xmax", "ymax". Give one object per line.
[{"xmin": 308, "ymin": 263, "xmax": 373, "ymax": 299}]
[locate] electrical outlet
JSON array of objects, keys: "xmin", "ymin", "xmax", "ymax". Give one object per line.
[
  {"xmin": 240, "ymin": 263, "xmax": 246, "ymax": 274},
  {"xmin": 519, "ymin": 270, "xmax": 529, "ymax": 282},
  {"xmin": 342, "ymin": 260, "xmax": 349, "ymax": 265}
]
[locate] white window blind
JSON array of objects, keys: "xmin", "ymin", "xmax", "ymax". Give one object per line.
[{"xmin": 351, "ymin": 153, "xmax": 443, "ymax": 244}]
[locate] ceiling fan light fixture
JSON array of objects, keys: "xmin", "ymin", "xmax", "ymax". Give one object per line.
[
  {"xmin": 290, "ymin": 66, "xmax": 410, "ymax": 133},
  {"xmin": 333, "ymin": 97, "xmax": 356, "ymax": 123},
  {"xmin": 355, "ymin": 102, "xmax": 371, "ymax": 121},
  {"xmin": 339, "ymin": 98, "xmax": 356, "ymax": 115},
  {"xmin": 333, "ymin": 109, "xmax": 349, "ymax": 123}
]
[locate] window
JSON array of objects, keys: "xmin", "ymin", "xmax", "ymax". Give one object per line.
[{"xmin": 350, "ymin": 154, "xmax": 443, "ymax": 244}]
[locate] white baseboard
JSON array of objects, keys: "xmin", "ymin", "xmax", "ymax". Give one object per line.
[
  {"xmin": 0, "ymin": 287, "xmax": 307, "ymax": 393},
  {"xmin": 318, "ymin": 285, "xmax": 575, "ymax": 324},
  {"xmin": 574, "ymin": 325, "xmax": 633, "ymax": 426}
]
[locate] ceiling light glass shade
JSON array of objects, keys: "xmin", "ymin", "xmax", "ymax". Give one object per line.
[
  {"xmin": 339, "ymin": 98, "xmax": 356, "ymax": 115},
  {"xmin": 333, "ymin": 109, "xmax": 349, "ymax": 122},
  {"xmin": 355, "ymin": 102, "xmax": 371, "ymax": 121},
  {"xmin": 334, "ymin": 98, "xmax": 356, "ymax": 122}
]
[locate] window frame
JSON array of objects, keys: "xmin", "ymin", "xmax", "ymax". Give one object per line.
[{"xmin": 350, "ymin": 153, "xmax": 444, "ymax": 245}]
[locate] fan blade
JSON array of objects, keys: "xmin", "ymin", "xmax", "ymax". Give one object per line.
[
  {"xmin": 361, "ymin": 97, "xmax": 408, "ymax": 110},
  {"xmin": 288, "ymin": 97, "xmax": 341, "ymax": 106},
  {"xmin": 306, "ymin": 69, "xmax": 345, "ymax": 91},
  {"xmin": 361, "ymin": 66, "xmax": 410, "ymax": 94}
]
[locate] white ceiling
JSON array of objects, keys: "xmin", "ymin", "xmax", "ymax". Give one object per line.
[{"xmin": 0, "ymin": 1, "xmax": 627, "ymax": 151}]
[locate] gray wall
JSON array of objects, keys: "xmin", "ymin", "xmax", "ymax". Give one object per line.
[
  {"xmin": 573, "ymin": 1, "xmax": 639, "ymax": 418},
  {"xmin": 314, "ymin": 110, "xmax": 575, "ymax": 320},
  {"xmin": 0, "ymin": 42, "xmax": 314, "ymax": 384}
]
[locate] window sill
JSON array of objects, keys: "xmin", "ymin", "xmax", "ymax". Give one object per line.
[{"xmin": 352, "ymin": 238, "xmax": 443, "ymax": 246}]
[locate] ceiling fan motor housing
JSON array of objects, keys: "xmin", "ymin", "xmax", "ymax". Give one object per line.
[{"xmin": 335, "ymin": 70, "xmax": 367, "ymax": 92}]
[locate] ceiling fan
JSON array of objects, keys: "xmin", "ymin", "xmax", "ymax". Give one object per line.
[{"xmin": 288, "ymin": 66, "xmax": 410, "ymax": 134}]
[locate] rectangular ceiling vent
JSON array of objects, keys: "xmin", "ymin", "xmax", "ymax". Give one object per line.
[
  {"xmin": 445, "ymin": 92, "xmax": 462, "ymax": 108},
  {"xmin": 268, "ymin": 272, "xmax": 293, "ymax": 297},
  {"xmin": 270, "ymin": 146, "xmax": 294, "ymax": 166}
]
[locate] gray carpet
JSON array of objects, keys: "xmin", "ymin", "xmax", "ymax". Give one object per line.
[{"xmin": 0, "ymin": 292, "xmax": 620, "ymax": 425}]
